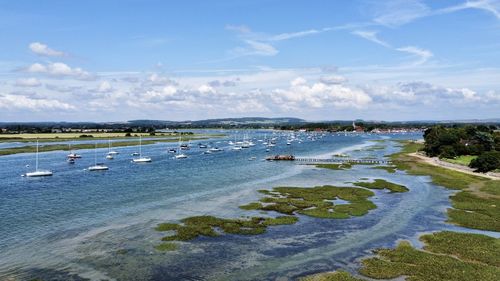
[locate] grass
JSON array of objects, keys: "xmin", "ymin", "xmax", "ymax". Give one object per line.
[
  {"xmin": 244, "ymin": 185, "xmax": 377, "ymax": 219},
  {"xmin": 0, "ymin": 136, "xmax": 210, "ymax": 156},
  {"xmin": 447, "ymin": 190, "xmax": 500, "ymax": 231},
  {"xmin": 371, "ymin": 165, "xmax": 397, "ymax": 173},
  {"xmin": 390, "ymin": 141, "xmax": 500, "ymax": 231},
  {"xmin": 154, "ymin": 242, "xmax": 178, "ymax": 252},
  {"xmin": 299, "ymin": 271, "xmax": 364, "ymax": 281},
  {"xmin": 443, "ymin": 155, "xmax": 477, "ymax": 166},
  {"xmin": 353, "ymin": 179, "xmax": 409, "ymax": 193},
  {"xmin": 315, "ymin": 163, "xmax": 352, "ymax": 170},
  {"xmin": 156, "ymin": 215, "xmax": 298, "ymax": 242},
  {"xmin": 359, "ymin": 232, "xmax": 500, "ymax": 281}
]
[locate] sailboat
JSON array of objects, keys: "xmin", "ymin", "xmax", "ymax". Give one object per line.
[
  {"xmin": 25, "ymin": 140, "xmax": 53, "ymax": 177},
  {"xmin": 67, "ymin": 143, "xmax": 82, "ymax": 159},
  {"xmin": 132, "ymin": 136, "xmax": 152, "ymax": 163},
  {"xmin": 175, "ymin": 136, "xmax": 187, "ymax": 159},
  {"xmin": 88, "ymin": 143, "xmax": 109, "ymax": 171},
  {"xmin": 107, "ymin": 139, "xmax": 119, "ymax": 155},
  {"xmin": 106, "ymin": 140, "xmax": 114, "ymax": 159}
]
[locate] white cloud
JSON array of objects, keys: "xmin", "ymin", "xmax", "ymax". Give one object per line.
[
  {"xmin": 25, "ymin": 62, "xmax": 94, "ymax": 80},
  {"xmin": 29, "ymin": 42, "xmax": 66, "ymax": 57},
  {"xmin": 320, "ymin": 75, "xmax": 347, "ymax": 85},
  {"xmin": 396, "ymin": 46, "xmax": 433, "ymax": 65},
  {"xmin": 15, "ymin": 77, "xmax": 41, "ymax": 87},
  {"xmin": 0, "ymin": 94, "xmax": 75, "ymax": 111},
  {"xmin": 352, "ymin": 30, "xmax": 391, "ymax": 47},
  {"xmin": 198, "ymin": 84, "xmax": 216, "ymax": 94},
  {"xmin": 371, "ymin": 0, "xmax": 431, "ymax": 27},
  {"xmin": 242, "ymin": 40, "xmax": 278, "ymax": 56},
  {"xmin": 438, "ymin": 0, "xmax": 500, "ymax": 19}
]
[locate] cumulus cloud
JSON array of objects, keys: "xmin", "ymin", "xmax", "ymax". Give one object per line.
[
  {"xmin": 15, "ymin": 77, "xmax": 41, "ymax": 87},
  {"xmin": 271, "ymin": 77, "xmax": 372, "ymax": 110},
  {"xmin": 144, "ymin": 73, "xmax": 177, "ymax": 86},
  {"xmin": 0, "ymin": 94, "xmax": 75, "ymax": 111},
  {"xmin": 320, "ymin": 75, "xmax": 348, "ymax": 85},
  {"xmin": 26, "ymin": 62, "xmax": 95, "ymax": 80},
  {"xmin": 29, "ymin": 42, "xmax": 66, "ymax": 57}
]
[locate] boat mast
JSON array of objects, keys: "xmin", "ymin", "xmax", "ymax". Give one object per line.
[
  {"xmin": 35, "ymin": 140, "xmax": 39, "ymax": 171},
  {"xmin": 139, "ymin": 136, "xmax": 142, "ymax": 157},
  {"xmin": 94, "ymin": 143, "xmax": 97, "ymax": 165}
]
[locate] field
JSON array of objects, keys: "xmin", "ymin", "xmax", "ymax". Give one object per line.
[
  {"xmin": 443, "ymin": 155, "xmax": 477, "ymax": 166},
  {"xmin": 0, "ymin": 132, "xmax": 204, "ymax": 142}
]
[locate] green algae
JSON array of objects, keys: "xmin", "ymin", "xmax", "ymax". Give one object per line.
[
  {"xmin": 239, "ymin": 202, "xmax": 263, "ymax": 210},
  {"xmin": 245, "ymin": 185, "xmax": 377, "ymax": 219},
  {"xmin": 353, "ymin": 179, "xmax": 409, "ymax": 193},
  {"xmin": 157, "ymin": 215, "xmax": 297, "ymax": 242}
]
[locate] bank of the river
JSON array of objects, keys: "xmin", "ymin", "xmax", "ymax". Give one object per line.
[
  {"xmin": 301, "ymin": 140, "xmax": 500, "ymax": 281},
  {"xmin": 0, "ymin": 135, "xmax": 216, "ymax": 156}
]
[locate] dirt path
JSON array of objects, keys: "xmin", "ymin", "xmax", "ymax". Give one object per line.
[{"xmin": 409, "ymin": 152, "xmax": 500, "ymax": 180}]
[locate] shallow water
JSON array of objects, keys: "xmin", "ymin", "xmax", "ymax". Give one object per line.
[{"xmin": 0, "ymin": 131, "xmax": 493, "ymax": 280}]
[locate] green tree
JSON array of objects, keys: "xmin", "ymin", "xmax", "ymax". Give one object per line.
[{"xmin": 469, "ymin": 151, "xmax": 500, "ymax": 173}]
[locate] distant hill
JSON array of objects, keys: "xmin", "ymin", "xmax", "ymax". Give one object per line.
[{"xmin": 127, "ymin": 117, "xmax": 306, "ymax": 126}]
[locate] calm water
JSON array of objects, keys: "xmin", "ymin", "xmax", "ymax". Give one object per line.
[{"xmin": 0, "ymin": 131, "xmax": 493, "ymax": 281}]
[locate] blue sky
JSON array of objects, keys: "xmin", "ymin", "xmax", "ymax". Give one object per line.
[{"xmin": 0, "ymin": 0, "xmax": 499, "ymax": 121}]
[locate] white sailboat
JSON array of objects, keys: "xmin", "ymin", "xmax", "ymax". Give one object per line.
[
  {"xmin": 88, "ymin": 143, "xmax": 109, "ymax": 171},
  {"xmin": 175, "ymin": 136, "xmax": 187, "ymax": 159},
  {"xmin": 132, "ymin": 136, "xmax": 152, "ymax": 163},
  {"xmin": 25, "ymin": 140, "xmax": 53, "ymax": 177},
  {"xmin": 67, "ymin": 143, "xmax": 82, "ymax": 159},
  {"xmin": 106, "ymin": 140, "xmax": 114, "ymax": 159},
  {"xmin": 107, "ymin": 139, "xmax": 119, "ymax": 155}
]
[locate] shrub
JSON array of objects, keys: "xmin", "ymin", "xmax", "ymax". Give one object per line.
[{"xmin": 469, "ymin": 151, "xmax": 500, "ymax": 173}]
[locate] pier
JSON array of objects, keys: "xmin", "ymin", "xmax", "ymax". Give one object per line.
[{"xmin": 294, "ymin": 158, "xmax": 391, "ymax": 164}]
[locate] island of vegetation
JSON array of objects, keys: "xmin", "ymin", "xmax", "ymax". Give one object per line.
[{"xmin": 154, "ymin": 181, "xmax": 408, "ymax": 250}]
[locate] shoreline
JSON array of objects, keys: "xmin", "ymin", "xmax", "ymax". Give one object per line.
[{"xmin": 409, "ymin": 152, "xmax": 500, "ymax": 180}]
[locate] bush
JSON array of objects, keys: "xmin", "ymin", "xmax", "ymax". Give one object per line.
[{"xmin": 469, "ymin": 151, "xmax": 500, "ymax": 173}]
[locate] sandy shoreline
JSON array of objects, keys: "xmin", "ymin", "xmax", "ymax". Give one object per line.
[{"xmin": 409, "ymin": 152, "xmax": 500, "ymax": 180}]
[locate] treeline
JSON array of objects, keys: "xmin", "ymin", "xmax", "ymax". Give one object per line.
[{"xmin": 423, "ymin": 125, "xmax": 500, "ymax": 172}]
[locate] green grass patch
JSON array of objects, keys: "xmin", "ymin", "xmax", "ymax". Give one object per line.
[
  {"xmin": 353, "ymin": 179, "xmax": 408, "ymax": 193},
  {"xmin": 299, "ymin": 271, "xmax": 364, "ymax": 281},
  {"xmin": 481, "ymin": 180, "xmax": 500, "ymax": 196},
  {"xmin": 443, "ymin": 155, "xmax": 477, "ymax": 166},
  {"xmin": 157, "ymin": 215, "xmax": 298, "ymax": 242},
  {"xmin": 0, "ymin": 136, "xmax": 211, "ymax": 156},
  {"xmin": 447, "ymin": 190, "xmax": 500, "ymax": 231},
  {"xmin": 243, "ymin": 185, "xmax": 377, "ymax": 219},
  {"xmin": 371, "ymin": 165, "xmax": 397, "ymax": 173},
  {"xmin": 359, "ymin": 231, "xmax": 500, "ymax": 281},
  {"xmin": 154, "ymin": 242, "xmax": 178, "ymax": 252},
  {"xmin": 239, "ymin": 202, "xmax": 264, "ymax": 210},
  {"xmin": 315, "ymin": 163, "xmax": 352, "ymax": 170}
]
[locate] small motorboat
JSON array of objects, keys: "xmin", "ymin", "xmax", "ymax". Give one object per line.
[
  {"xmin": 67, "ymin": 158, "xmax": 75, "ymax": 164},
  {"xmin": 168, "ymin": 148, "xmax": 177, "ymax": 153},
  {"xmin": 131, "ymin": 152, "xmax": 140, "ymax": 156},
  {"xmin": 106, "ymin": 154, "xmax": 114, "ymax": 160},
  {"xmin": 198, "ymin": 144, "xmax": 208, "ymax": 148},
  {"xmin": 209, "ymin": 147, "xmax": 222, "ymax": 152}
]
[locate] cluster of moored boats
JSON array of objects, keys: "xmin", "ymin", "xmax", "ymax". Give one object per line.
[{"xmin": 22, "ymin": 132, "xmax": 328, "ymax": 177}]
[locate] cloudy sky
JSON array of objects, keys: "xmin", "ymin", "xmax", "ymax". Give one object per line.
[{"xmin": 1, "ymin": 0, "xmax": 499, "ymax": 122}]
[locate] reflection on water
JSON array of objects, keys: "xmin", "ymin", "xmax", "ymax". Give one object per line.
[{"xmin": 1, "ymin": 131, "xmax": 482, "ymax": 281}]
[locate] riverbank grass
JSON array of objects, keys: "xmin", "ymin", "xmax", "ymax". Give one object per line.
[{"xmin": 353, "ymin": 179, "xmax": 409, "ymax": 193}]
